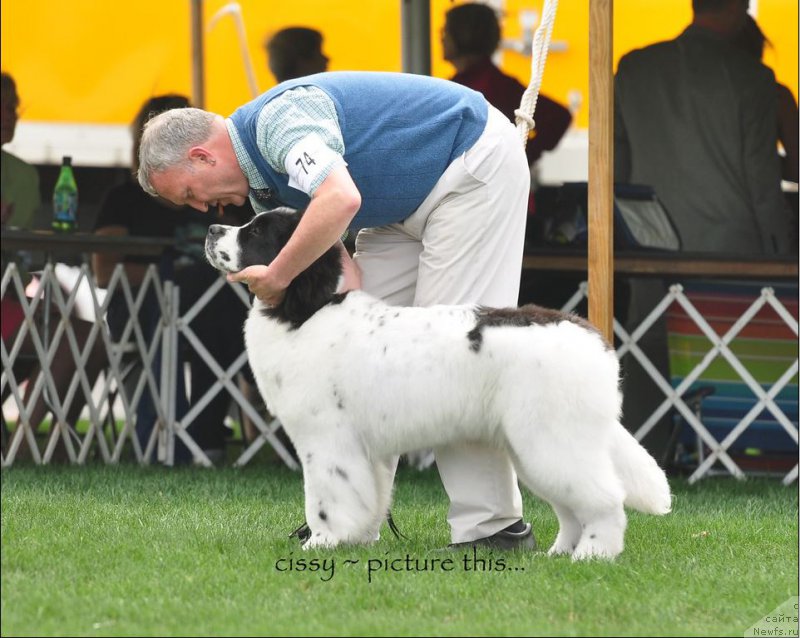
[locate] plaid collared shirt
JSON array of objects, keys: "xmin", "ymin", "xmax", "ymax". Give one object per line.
[{"xmin": 226, "ymin": 86, "xmax": 345, "ymax": 212}]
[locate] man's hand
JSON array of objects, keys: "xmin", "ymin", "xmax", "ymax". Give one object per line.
[
  {"xmin": 230, "ymin": 165, "xmax": 361, "ymax": 305},
  {"xmin": 228, "ymin": 265, "xmax": 287, "ymax": 305},
  {"xmin": 338, "ymin": 243, "xmax": 362, "ymax": 292}
]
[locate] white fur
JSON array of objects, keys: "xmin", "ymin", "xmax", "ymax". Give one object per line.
[{"xmin": 207, "ymin": 216, "xmax": 672, "ymax": 559}]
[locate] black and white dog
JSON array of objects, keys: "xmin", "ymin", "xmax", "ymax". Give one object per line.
[{"xmin": 205, "ymin": 208, "xmax": 671, "ymax": 559}]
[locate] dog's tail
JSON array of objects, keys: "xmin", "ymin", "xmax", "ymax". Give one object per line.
[{"xmin": 611, "ymin": 424, "xmax": 672, "ymax": 515}]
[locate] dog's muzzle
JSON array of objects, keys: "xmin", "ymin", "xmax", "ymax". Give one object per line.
[{"xmin": 205, "ymin": 224, "xmax": 234, "ymax": 273}]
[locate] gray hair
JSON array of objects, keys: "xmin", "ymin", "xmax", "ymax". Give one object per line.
[{"xmin": 137, "ymin": 107, "xmax": 216, "ymax": 196}]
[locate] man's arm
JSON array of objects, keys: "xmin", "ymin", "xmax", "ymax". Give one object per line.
[
  {"xmin": 613, "ymin": 57, "xmax": 633, "ymax": 183},
  {"xmin": 776, "ymin": 82, "xmax": 799, "ymax": 182},
  {"xmin": 525, "ymin": 94, "xmax": 572, "ymax": 165},
  {"xmin": 741, "ymin": 67, "xmax": 790, "ymax": 254},
  {"xmin": 228, "ymin": 164, "xmax": 361, "ymax": 303},
  {"xmin": 337, "ymin": 240, "xmax": 361, "ymax": 292}
]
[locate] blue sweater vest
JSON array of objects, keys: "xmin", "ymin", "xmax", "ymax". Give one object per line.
[{"xmin": 228, "ymin": 71, "xmax": 488, "ymax": 228}]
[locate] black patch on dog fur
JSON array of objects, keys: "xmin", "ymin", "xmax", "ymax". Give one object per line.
[
  {"xmin": 333, "ymin": 386, "xmax": 344, "ymax": 410},
  {"xmin": 334, "ymin": 466, "xmax": 348, "ymax": 480},
  {"xmin": 319, "ymin": 510, "xmax": 328, "ymax": 521},
  {"xmin": 467, "ymin": 306, "xmax": 608, "ymax": 352},
  {"xmin": 329, "ymin": 292, "xmax": 350, "ymax": 306}
]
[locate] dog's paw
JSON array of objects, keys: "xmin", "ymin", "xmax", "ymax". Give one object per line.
[
  {"xmin": 547, "ymin": 541, "xmax": 576, "ymax": 557},
  {"xmin": 302, "ymin": 531, "xmax": 340, "ymax": 550},
  {"xmin": 571, "ymin": 539, "xmax": 621, "ymax": 561}
]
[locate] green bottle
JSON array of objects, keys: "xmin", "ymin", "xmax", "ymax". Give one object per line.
[{"xmin": 52, "ymin": 155, "xmax": 78, "ymax": 232}]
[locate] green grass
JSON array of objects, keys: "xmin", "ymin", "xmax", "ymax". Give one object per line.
[{"xmin": 1, "ymin": 463, "xmax": 797, "ymax": 637}]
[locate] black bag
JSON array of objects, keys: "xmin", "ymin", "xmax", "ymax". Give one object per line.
[{"xmin": 543, "ymin": 182, "xmax": 682, "ymax": 251}]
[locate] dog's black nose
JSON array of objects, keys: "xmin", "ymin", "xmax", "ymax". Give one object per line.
[{"xmin": 208, "ymin": 224, "xmax": 225, "ymax": 237}]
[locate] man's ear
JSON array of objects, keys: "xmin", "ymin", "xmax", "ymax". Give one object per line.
[{"xmin": 188, "ymin": 146, "xmax": 216, "ymax": 165}]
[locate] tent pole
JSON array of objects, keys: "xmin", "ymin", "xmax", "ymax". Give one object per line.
[
  {"xmin": 588, "ymin": 0, "xmax": 614, "ymax": 340},
  {"xmin": 190, "ymin": 0, "xmax": 205, "ymax": 109},
  {"xmin": 401, "ymin": 0, "xmax": 431, "ymax": 75}
]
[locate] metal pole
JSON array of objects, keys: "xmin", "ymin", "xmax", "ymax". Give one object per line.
[
  {"xmin": 190, "ymin": 0, "xmax": 205, "ymax": 108},
  {"xmin": 588, "ymin": 0, "xmax": 614, "ymax": 341},
  {"xmin": 401, "ymin": 0, "xmax": 431, "ymax": 75},
  {"xmin": 161, "ymin": 283, "xmax": 180, "ymax": 466}
]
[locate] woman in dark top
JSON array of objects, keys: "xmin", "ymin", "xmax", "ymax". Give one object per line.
[{"xmin": 441, "ymin": 3, "xmax": 572, "ymax": 175}]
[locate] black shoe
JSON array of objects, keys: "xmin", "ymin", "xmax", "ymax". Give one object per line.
[{"xmin": 447, "ymin": 520, "xmax": 537, "ymax": 551}]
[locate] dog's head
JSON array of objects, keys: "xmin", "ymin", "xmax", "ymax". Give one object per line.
[
  {"xmin": 205, "ymin": 207, "xmax": 298, "ymax": 274},
  {"xmin": 205, "ymin": 207, "xmax": 344, "ymax": 328}
]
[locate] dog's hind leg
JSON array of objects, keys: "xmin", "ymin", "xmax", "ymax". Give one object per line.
[
  {"xmin": 571, "ymin": 505, "xmax": 626, "ymax": 561},
  {"xmin": 547, "ymin": 503, "xmax": 582, "ymax": 556},
  {"xmin": 297, "ymin": 435, "xmax": 385, "ymax": 549},
  {"xmin": 505, "ymin": 424, "xmax": 627, "ymax": 560}
]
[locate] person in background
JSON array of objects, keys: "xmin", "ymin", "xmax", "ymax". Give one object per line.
[
  {"xmin": 1, "ymin": 72, "xmax": 40, "ymax": 229},
  {"xmin": 264, "ymin": 27, "xmax": 329, "ymax": 84},
  {"xmin": 731, "ymin": 14, "xmax": 799, "ymax": 184},
  {"xmin": 615, "ymin": 0, "xmax": 790, "ymax": 254},
  {"xmin": 92, "ymin": 94, "xmax": 252, "ymax": 465},
  {"xmin": 613, "ymin": 0, "xmax": 793, "ymax": 466},
  {"xmin": 1, "ymin": 71, "xmax": 106, "ymax": 460},
  {"xmin": 441, "ymin": 2, "xmax": 572, "ymax": 197}
]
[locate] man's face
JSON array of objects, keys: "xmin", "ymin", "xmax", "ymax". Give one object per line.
[{"xmin": 150, "ymin": 157, "xmax": 250, "ymax": 212}]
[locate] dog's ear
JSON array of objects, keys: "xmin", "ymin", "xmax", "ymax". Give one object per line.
[
  {"xmin": 264, "ymin": 208, "xmax": 304, "ymax": 245},
  {"xmin": 237, "ymin": 211, "xmax": 293, "ymax": 268},
  {"xmin": 250, "ymin": 206, "xmax": 344, "ymax": 327},
  {"xmin": 270, "ymin": 209, "xmax": 301, "ymax": 241},
  {"xmin": 278, "ymin": 243, "xmax": 342, "ymax": 327}
]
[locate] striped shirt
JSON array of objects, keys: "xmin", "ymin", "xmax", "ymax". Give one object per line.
[{"xmin": 226, "ymin": 86, "xmax": 345, "ymax": 212}]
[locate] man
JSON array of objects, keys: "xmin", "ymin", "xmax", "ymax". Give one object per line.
[
  {"xmin": 614, "ymin": 0, "xmax": 791, "ymax": 254},
  {"xmin": 613, "ymin": 0, "xmax": 792, "ymax": 465},
  {"xmin": 137, "ymin": 71, "xmax": 534, "ymax": 549}
]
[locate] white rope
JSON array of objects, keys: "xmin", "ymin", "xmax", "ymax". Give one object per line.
[{"xmin": 515, "ymin": 0, "xmax": 559, "ymax": 147}]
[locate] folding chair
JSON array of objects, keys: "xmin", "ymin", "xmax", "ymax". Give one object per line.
[{"xmin": 664, "ymin": 280, "xmax": 799, "ymax": 484}]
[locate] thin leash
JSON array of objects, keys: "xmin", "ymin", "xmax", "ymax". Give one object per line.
[{"xmin": 289, "ymin": 510, "xmax": 408, "ymax": 544}]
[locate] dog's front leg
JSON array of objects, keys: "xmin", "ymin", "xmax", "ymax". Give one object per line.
[{"xmin": 297, "ymin": 435, "xmax": 384, "ymax": 549}]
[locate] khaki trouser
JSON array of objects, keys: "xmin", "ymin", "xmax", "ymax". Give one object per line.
[{"xmin": 353, "ymin": 105, "xmax": 530, "ymax": 543}]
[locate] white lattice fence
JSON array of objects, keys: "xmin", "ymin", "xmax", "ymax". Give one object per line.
[
  {"xmin": 2, "ymin": 262, "xmax": 173, "ymax": 466},
  {"xmin": 3, "ymin": 260, "xmax": 796, "ymax": 482},
  {"xmin": 561, "ymin": 280, "xmax": 798, "ymax": 484}
]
